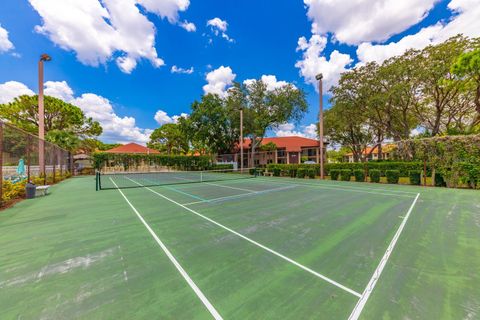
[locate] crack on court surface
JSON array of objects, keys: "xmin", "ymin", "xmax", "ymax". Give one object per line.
[{"xmin": 0, "ymin": 247, "xmax": 116, "ymax": 288}]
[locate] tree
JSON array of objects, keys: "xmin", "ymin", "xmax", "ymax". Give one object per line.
[
  {"xmin": 148, "ymin": 123, "xmax": 189, "ymax": 154},
  {"xmin": 187, "ymin": 94, "xmax": 238, "ymax": 154},
  {"xmin": 452, "ymin": 48, "xmax": 480, "ymax": 130},
  {"xmin": 0, "ymin": 95, "xmax": 102, "ymax": 150},
  {"xmin": 227, "ymin": 80, "xmax": 308, "ymax": 164},
  {"xmin": 324, "ymin": 100, "xmax": 374, "ymax": 163},
  {"xmin": 412, "ymin": 36, "xmax": 471, "ymax": 136},
  {"xmin": 377, "ymin": 51, "xmax": 421, "ymax": 140}
]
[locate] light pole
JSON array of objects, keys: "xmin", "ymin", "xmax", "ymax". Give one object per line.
[
  {"xmin": 239, "ymin": 107, "xmax": 243, "ymax": 171},
  {"xmin": 38, "ymin": 53, "xmax": 51, "ymax": 178},
  {"xmin": 316, "ymin": 73, "xmax": 324, "ymax": 179}
]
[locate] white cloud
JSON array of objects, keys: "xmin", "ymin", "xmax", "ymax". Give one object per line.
[
  {"xmin": 154, "ymin": 109, "xmax": 188, "ymax": 125},
  {"xmin": 243, "ymin": 75, "xmax": 294, "ymax": 91},
  {"xmin": 0, "ymin": 81, "xmax": 35, "ymax": 104},
  {"xmin": 44, "ymin": 81, "xmax": 74, "ymax": 101},
  {"xmin": 0, "ymin": 24, "xmax": 14, "ymax": 53},
  {"xmin": 28, "ymin": 0, "xmax": 189, "ymax": 73},
  {"xmin": 206, "ymin": 17, "xmax": 234, "ymax": 42},
  {"xmin": 72, "ymin": 93, "xmax": 152, "ymax": 144},
  {"xmin": 356, "ymin": 0, "xmax": 480, "ymax": 64},
  {"xmin": 171, "ymin": 65, "xmax": 194, "ymax": 74},
  {"xmin": 203, "ymin": 66, "xmax": 236, "ymax": 97},
  {"xmin": 154, "ymin": 110, "xmax": 173, "ymax": 125},
  {"xmin": 0, "ymin": 80, "xmax": 153, "ymax": 144},
  {"xmin": 137, "ymin": 0, "xmax": 189, "ymax": 23},
  {"xmin": 304, "ymin": 0, "xmax": 438, "ymax": 45},
  {"xmin": 274, "ymin": 123, "xmax": 318, "ymax": 139},
  {"xmin": 356, "ymin": 24, "xmax": 442, "ymax": 64},
  {"xmin": 295, "ymin": 35, "xmax": 353, "ymax": 91},
  {"xmin": 179, "ymin": 20, "xmax": 196, "ymax": 32}
]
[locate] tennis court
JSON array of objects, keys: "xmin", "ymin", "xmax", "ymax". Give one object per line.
[{"xmin": 1, "ymin": 173, "xmax": 479, "ymax": 319}]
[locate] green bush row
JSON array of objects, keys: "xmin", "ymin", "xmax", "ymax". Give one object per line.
[
  {"xmin": 266, "ymin": 161, "xmax": 429, "ymax": 178},
  {"xmin": 93, "ymin": 152, "xmax": 213, "ymax": 171}
]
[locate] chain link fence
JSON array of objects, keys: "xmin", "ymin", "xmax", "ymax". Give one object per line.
[{"xmin": 1, "ymin": 121, "xmax": 73, "ymax": 205}]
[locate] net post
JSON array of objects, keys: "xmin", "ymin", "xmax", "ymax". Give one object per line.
[
  {"xmin": 96, "ymin": 171, "xmax": 100, "ymax": 191},
  {"xmin": 200, "ymin": 171, "xmax": 203, "ymax": 182}
]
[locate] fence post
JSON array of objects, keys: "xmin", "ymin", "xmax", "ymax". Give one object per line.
[
  {"xmin": 52, "ymin": 145, "xmax": 56, "ymax": 184},
  {"xmin": 423, "ymin": 159, "xmax": 427, "ymax": 186},
  {"xmin": 59, "ymin": 149, "xmax": 63, "ymax": 177},
  {"xmin": 26, "ymin": 134, "xmax": 31, "ymax": 182},
  {"xmin": 69, "ymin": 152, "xmax": 73, "ymax": 175}
]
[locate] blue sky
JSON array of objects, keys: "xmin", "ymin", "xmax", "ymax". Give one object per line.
[{"xmin": 0, "ymin": 0, "xmax": 478, "ymax": 144}]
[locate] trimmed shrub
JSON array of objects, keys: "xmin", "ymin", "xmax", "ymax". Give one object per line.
[
  {"xmin": 288, "ymin": 167, "xmax": 297, "ymax": 178},
  {"xmin": 330, "ymin": 169, "xmax": 340, "ymax": 181},
  {"xmin": 435, "ymin": 173, "xmax": 446, "ymax": 187},
  {"xmin": 307, "ymin": 168, "xmax": 316, "ymax": 179},
  {"xmin": 409, "ymin": 170, "xmax": 422, "ymax": 185},
  {"xmin": 386, "ymin": 170, "xmax": 400, "ymax": 184},
  {"xmin": 297, "ymin": 168, "xmax": 306, "ymax": 178},
  {"xmin": 369, "ymin": 169, "xmax": 381, "ymax": 183},
  {"xmin": 273, "ymin": 167, "xmax": 281, "ymax": 177},
  {"xmin": 353, "ymin": 169, "xmax": 365, "ymax": 182},
  {"xmin": 340, "ymin": 169, "xmax": 352, "ymax": 181}
]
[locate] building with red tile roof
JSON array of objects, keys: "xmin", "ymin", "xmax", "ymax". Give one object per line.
[
  {"xmin": 344, "ymin": 144, "xmax": 396, "ymax": 162},
  {"xmin": 104, "ymin": 143, "xmax": 160, "ymax": 154},
  {"xmin": 219, "ymin": 136, "xmax": 326, "ymax": 166}
]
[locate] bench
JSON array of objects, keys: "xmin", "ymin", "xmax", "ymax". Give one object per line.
[
  {"xmin": 36, "ymin": 185, "xmax": 51, "ymax": 196},
  {"xmin": 263, "ymin": 171, "xmax": 274, "ymax": 177}
]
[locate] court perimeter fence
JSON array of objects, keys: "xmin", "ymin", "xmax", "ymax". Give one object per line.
[{"xmin": 0, "ymin": 121, "xmax": 73, "ymax": 205}]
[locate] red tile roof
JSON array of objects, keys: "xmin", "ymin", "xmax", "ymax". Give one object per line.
[
  {"xmin": 345, "ymin": 144, "xmax": 396, "ymax": 156},
  {"xmin": 242, "ymin": 136, "xmax": 320, "ymax": 152},
  {"xmin": 104, "ymin": 143, "xmax": 160, "ymax": 154}
]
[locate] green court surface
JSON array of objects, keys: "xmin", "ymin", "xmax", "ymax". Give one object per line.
[{"xmin": 0, "ymin": 176, "xmax": 479, "ymax": 319}]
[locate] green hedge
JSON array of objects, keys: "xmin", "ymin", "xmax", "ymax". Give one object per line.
[
  {"xmin": 353, "ymin": 169, "xmax": 365, "ymax": 182},
  {"xmin": 369, "ymin": 170, "xmax": 381, "ymax": 183},
  {"xmin": 340, "ymin": 169, "xmax": 352, "ymax": 181},
  {"xmin": 386, "ymin": 170, "xmax": 400, "ymax": 184},
  {"xmin": 267, "ymin": 161, "xmax": 429, "ymax": 178},
  {"xmin": 409, "ymin": 170, "xmax": 422, "ymax": 185},
  {"xmin": 93, "ymin": 152, "xmax": 212, "ymax": 171},
  {"xmin": 297, "ymin": 168, "xmax": 306, "ymax": 178},
  {"xmin": 330, "ymin": 169, "xmax": 340, "ymax": 181},
  {"xmin": 325, "ymin": 161, "xmax": 429, "ymax": 177}
]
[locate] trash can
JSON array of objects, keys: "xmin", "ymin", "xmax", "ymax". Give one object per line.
[{"xmin": 25, "ymin": 183, "xmax": 36, "ymax": 199}]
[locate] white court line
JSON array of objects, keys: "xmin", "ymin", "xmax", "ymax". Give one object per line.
[
  {"xmin": 110, "ymin": 178, "xmax": 223, "ymax": 320},
  {"xmin": 204, "ymin": 181, "xmax": 256, "ymax": 193},
  {"xmin": 255, "ymin": 177, "xmax": 416, "ymax": 198},
  {"xmin": 348, "ymin": 193, "xmax": 421, "ymax": 320},
  {"xmin": 182, "ymin": 185, "xmax": 298, "ymax": 206},
  {"xmin": 125, "ymin": 177, "xmax": 361, "ymax": 298}
]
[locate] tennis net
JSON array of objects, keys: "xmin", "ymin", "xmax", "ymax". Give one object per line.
[{"xmin": 96, "ymin": 168, "xmax": 256, "ymax": 190}]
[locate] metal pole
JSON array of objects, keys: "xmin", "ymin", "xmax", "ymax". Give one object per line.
[
  {"xmin": 318, "ymin": 77, "xmax": 325, "ymax": 179},
  {"xmin": 38, "ymin": 59, "xmax": 45, "ymax": 178},
  {"xmin": 27, "ymin": 134, "xmax": 31, "ymax": 181},
  {"xmin": 240, "ymin": 108, "xmax": 243, "ymax": 171},
  {"xmin": 423, "ymin": 159, "xmax": 427, "ymax": 186}
]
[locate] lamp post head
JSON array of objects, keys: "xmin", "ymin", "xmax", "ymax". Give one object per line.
[
  {"xmin": 40, "ymin": 54, "xmax": 51, "ymax": 62},
  {"xmin": 315, "ymin": 73, "xmax": 323, "ymax": 81}
]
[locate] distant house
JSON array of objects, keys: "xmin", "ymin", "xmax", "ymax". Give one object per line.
[
  {"xmin": 344, "ymin": 144, "xmax": 396, "ymax": 163},
  {"xmin": 101, "ymin": 142, "xmax": 160, "ymax": 172},
  {"xmin": 219, "ymin": 136, "xmax": 326, "ymax": 166},
  {"xmin": 104, "ymin": 143, "xmax": 160, "ymax": 154}
]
